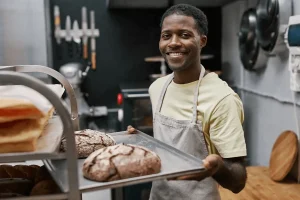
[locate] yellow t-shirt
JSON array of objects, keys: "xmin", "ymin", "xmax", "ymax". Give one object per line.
[{"xmin": 149, "ymin": 72, "xmax": 247, "ymax": 158}]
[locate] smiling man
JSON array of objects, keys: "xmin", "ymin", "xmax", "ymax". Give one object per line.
[{"xmin": 128, "ymin": 4, "xmax": 247, "ymax": 200}]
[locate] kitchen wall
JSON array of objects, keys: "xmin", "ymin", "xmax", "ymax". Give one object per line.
[
  {"xmin": 50, "ymin": 0, "xmax": 222, "ymax": 108},
  {"xmin": 0, "ymin": 0, "xmax": 52, "ymax": 82},
  {"xmin": 222, "ymin": 0, "xmax": 300, "ymax": 166}
]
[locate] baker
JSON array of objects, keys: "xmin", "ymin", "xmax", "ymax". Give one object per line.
[{"xmin": 128, "ymin": 3, "xmax": 247, "ymax": 200}]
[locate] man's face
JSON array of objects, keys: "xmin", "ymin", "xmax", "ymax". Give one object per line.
[{"xmin": 159, "ymin": 14, "xmax": 207, "ymax": 72}]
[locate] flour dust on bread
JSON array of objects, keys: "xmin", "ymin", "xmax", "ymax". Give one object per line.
[
  {"xmin": 82, "ymin": 144, "xmax": 161, "ymax": 182},
  {"xmin": 60, "ymin": 129, "xmax": 116, "ymax": 158}
]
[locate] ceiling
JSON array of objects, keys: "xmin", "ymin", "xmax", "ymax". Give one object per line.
[
  {"xmin": 174, "ymin": 0, "xmax": 242, "ymax": 7},
  {"xmin": 106, "ymin": 0, "xmax": 243, "ymax": 8}
]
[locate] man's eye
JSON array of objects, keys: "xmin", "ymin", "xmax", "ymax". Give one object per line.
[
  {"xmin": 181, "ymin": 33, "xmax": 190, "ymax": 38},
  {"xmin": 161, "ymin": 34, "xmax": 170, "ymax": 39}
]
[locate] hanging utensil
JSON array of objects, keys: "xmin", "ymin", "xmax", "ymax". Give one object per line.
[
  {"xmin": 90, "ymin": 11, "xmax": 96, "ymax": 70},
  {"xmin": 54, "ymin": 5, "xmax": 62, "ymax": 60},
  {"xmin": 73, "ymin": 20, "xmax": 81, "ymax": 59},
  {"xmin": 238, "ymin": 8, "xmax": 268, "ymax": 71},
  {"xmin": 65, "ymin": 15, "xmax": 73, "ymax": 58},
  {"xmin": 82, "ymin": 7, "xmax": 88, "ymax": 61}
]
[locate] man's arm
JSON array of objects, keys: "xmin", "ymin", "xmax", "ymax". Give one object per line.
[
  {"xmin": 212, "ymin": 156, "xmax": 247, "ymax": 193},
  {"xmin": 208, "ymin": 93, "xmax": 247, "ymax": 193},
  {"xmin": 168, "ymin": 154, "xmax": 247, "ymax": 194}
]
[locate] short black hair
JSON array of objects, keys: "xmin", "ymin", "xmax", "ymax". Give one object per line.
[{"xmin": 160, "ymin": 4, "xmax": 208, "ymax": 35}]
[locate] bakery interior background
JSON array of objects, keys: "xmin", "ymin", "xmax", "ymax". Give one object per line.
[{"xmin": 1, "ymin": 0, "xmax": 300, "ymax": 199}]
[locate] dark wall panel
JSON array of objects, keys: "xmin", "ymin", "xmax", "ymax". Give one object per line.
[{"xmin": 50, "ymin": 0, "xmax": 221, "ymax": 108}]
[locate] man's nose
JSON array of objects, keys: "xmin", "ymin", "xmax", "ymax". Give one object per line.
[{"xmin": 168, "ymin": 35, "xmax": 181, "ymax": 48}]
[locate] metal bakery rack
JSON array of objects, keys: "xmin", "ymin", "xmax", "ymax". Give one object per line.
[
  {"xmin": 0, "ymin": 65, "xmax": 207, "ymax": 200},
  {"xmin": 0, "ymin": 65, "xmax": 81, "ymax": 200}
]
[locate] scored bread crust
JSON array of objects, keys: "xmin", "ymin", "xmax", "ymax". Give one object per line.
[
  {"xmin": 82, "ymin": 144, "xmax": 161, "ymax": 182},
  {"xmin": 60, "ymin": 129, "xmax": 116, "ymax": 158}
]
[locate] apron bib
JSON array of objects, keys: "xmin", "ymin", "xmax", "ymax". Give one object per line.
[{"xmin": 149, "ymin": 66, "xmax": 221, "ymax": 200}]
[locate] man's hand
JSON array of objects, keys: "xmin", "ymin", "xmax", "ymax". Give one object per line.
[
  {"xmin": 169, "ymin": 155, "xmax": 247, "ymax": 193},
  {"xmin": 169, "ymin": 154, "xmax": 223, "ymax": 181},
  {"xmin": 127, "ymin": 125, "xmax": 137, "ymax": 134},
  {"xmin": 202, "ymin": 154, "xmax": 223, "ymax": 175}
]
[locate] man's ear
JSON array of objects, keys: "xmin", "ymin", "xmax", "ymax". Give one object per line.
[{"xmin": 200, "ymin": 35, "xmax": 207, "ymax": 48}]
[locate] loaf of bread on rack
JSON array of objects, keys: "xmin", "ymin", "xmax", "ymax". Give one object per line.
[
  {"xmin": 0, "ymin": 164, "xmax": 61, "ymax": 196},
  {"xmin": 0, "ymin": 98, "xmax": 45, "ymax": 123},
  {"xmin": 30, "ymin": 179, "xmax": 61, "ymax": 196},
  {"xmin": 0, "ymin": 84, "xmax": 64, "ymax": 153},
  {"xmin": 0, "ymin": 98, "xmax": 49, "ymax": 153},
  {"xmin": 0, "ymin": 164, "xmax": 50, "ymax": 196},
  {"xmin": 0, "ymin": 119, "xmax": 45, "ymax": 153},
  {"xmin": 82, "ymin": 144, "xmax": 161, "ymax": 182},
  {"xmin": 0, "ymin": 178, "xmax": 34, "ymax": 196},
  {"xmin": 0, "ymin": 164, "xmax": 40, "ymax": 182},
  {"xmin": 60, "ymin": 129, "xmax": 116, "ymax": 158}
]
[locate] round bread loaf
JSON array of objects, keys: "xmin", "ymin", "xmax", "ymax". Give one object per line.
[
  {"xmin": 30, "ymin": 180, "xmax": 60, "ymax": 196},
  {"xmin": 60, "ymin": 129, "xmax": 116, "ymax": 158},
  {"xmin": 82, "ymin": 144, "xmax": 161, "ymax": 182}
]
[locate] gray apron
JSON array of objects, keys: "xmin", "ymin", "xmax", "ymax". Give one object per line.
[{"xmin": 149, "ymin": 66, "xmax": 221, "ymax": 200}]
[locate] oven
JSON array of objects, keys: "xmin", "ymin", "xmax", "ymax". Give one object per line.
[
  {"xmin": 118, "ymin": 81, "xmax": 153, "ymax": 136},
  {"xmin": 113, "ymin": 81, "xmax": 153, "ymax": 200}
]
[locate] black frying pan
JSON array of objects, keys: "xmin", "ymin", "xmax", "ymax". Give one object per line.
[
  {"xmin": 256, "ymin": 0, "xmax": 279, "ymax": 52},
  {"xmin": 239, "ymin": 8, "xmax": 266, "ymax": 71}
]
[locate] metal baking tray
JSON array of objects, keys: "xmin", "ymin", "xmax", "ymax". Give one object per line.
[{"xmin": 44, "ymin": 130, "xmax": 206, "ymax": 193}]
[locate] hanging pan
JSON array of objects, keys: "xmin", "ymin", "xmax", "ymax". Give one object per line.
[
  {"xmin": 239, "ymin": 8, "xmax": 268, "ymax": 71},
  {"xmin": 256, "ymin": 0, "xmax": 292, "ymax": 55}
]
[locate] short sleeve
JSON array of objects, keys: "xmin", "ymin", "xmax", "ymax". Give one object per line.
[{"xmin": 209, "ymin": 93, "xmax": 247, "ymax": 158}]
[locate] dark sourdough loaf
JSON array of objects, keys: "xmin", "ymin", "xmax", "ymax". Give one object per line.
[
  {"xmin": 0, "ymin": 178, "xmax": 33, "ymax": 196},
  {"xmin": 30, "ymin": 180, "xmax": 61, "ymax": 196},
  {"xmin": 0, "ymin": 164, "xmax": 61, "ymax": 196},
  {"xmin": 60, "ymin": 129, "xmax": 116, "ymax": 158},
  {"xmin": 82, "ymin": 144, "xmax": 161, "ymax": 182}
]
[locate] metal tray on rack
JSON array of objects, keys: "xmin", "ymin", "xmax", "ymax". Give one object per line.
[{"xmin": 44, "ymin": 130, "xmax": 207, "ymax": 193}]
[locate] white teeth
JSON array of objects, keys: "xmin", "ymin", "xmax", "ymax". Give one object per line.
[{"xmin": 169, "ymin": 53, "xmax": 183, "ymax": 57}]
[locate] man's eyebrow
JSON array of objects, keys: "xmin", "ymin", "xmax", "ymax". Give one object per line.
[{"xmin": 161, "ymin": 29, "xmax": 193, "ymax": 33}]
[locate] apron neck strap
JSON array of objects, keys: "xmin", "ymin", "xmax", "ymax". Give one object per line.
[
  {"xmin": 155, "ymin": 73, "xmax": 174, "ymax": 114},
  {"xmin": 192, "ymin": 65, "xmax": 205, "ymax": 123}
]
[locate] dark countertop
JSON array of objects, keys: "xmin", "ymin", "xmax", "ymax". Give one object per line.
[{"xmin": 119, "ymin": 81, "xmax": 152, "ymax": 93}]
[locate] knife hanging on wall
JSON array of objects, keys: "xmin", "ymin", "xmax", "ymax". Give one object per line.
[
  {"xmin": 54, "ymin": 5, "xmax": 62, "ymax": 60},
  {"xmin": 90, "ymin": 10, "xmax": 96, "ymax": 70},
  {"xmin": 73, "ymin": 20, "xmax": 81, "ymax": 59},
  {"xmin": 82, "ymin": 7, "xmax": 88, "ymax": 61},
  {"xmin": 65, "ymin": 15, "xmax": 73, "ymax": 58}
]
